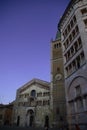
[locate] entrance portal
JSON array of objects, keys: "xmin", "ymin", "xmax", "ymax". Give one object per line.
[
  {"xmin": 27, "ymin": 109, "xmax": 34, "ymax": 127},
  {"xmin": 30, "ymin": 115, "xmax": 34, "ymax": 126}
]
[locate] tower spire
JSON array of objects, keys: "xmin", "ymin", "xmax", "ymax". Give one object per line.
[{"xmin": 55, "ymin": 29, "xmax": 61, "ymax": 40}]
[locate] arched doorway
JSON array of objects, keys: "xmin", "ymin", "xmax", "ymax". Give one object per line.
[
  {"xmin": 17, "ymin": 116, "xmax": 20, "ymax": 126},
  {"xmin": 30, "ymin": 114, "xmax": 34, "ymax": 127},
  {"xmin": 27, "ymin": 109, "xmax": 34, "ymax": 127},
  {"xmin": 44, "ymin": 115, "xmax": 49, "ymax": 128}
]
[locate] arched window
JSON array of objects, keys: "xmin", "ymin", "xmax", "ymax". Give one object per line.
[
  {"xmin": 31, "ymin": 90, "xmax": 36, "ymax": 97},
  {"xmin": 54, "ymin": 44, "xmax": 56, "ymax": 49},
  {"xmin": 59, "ymin": 43, "xmax": 61, "ymax": 47}
]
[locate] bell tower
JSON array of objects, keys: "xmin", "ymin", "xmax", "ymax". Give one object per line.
[{"xmin": 50, "ymin": 29, "xmax": 66, "ymax": 128}]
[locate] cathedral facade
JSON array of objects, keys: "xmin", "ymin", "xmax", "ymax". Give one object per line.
[{"xmin": 12, "ymin": 78, "xmax": 52, "ymax": 127}]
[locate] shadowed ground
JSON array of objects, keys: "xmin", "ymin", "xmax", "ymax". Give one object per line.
[{"xmin": 0, "ymin": 126, "xmax": 61, "ymax": 130}]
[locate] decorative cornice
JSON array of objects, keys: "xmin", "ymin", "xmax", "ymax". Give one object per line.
[
  {"xmin": 58, "ymin": 0, "xmax": 80, "ymax": 29},
  {"xmin": 19, "ymin": 78, "xmax": 50, "ymax": 93}
]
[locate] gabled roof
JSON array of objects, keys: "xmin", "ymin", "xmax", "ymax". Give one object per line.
[
  {"xmin": 0, "ymin": 103, "xmax": 13, "ymax": 108},
  {"xmin": 18, "ymin": 78, "xmax": 50, "ymax": 93},
  {"xmin": 0, "ymin": 104, "xmax": 4, "ymax": 108}
]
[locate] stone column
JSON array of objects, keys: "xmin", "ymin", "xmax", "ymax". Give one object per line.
[
  {"xmin": 74, "ymin": 101, "xmax": 77, "ymax": 113},
  {"xmin": 83, "ymin": 98, "xmax": 86, "ymax": 111}
]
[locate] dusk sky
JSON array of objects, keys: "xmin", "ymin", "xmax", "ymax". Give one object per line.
[{"xmin": 0, "ymin": 0, "xmax": 70, "ymax": 104}]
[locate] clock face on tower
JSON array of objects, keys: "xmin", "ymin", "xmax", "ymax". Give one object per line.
[{"xmin": 55, "ymin": 73, "xmax": 62, "ymax": 81}]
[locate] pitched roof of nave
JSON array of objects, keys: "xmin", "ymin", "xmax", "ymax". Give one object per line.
[{"xmin": 18, "ymin": 78, "xmax": 50, "ymax": 93}]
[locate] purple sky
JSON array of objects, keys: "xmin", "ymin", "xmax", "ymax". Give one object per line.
[{"xmin": 0, "ymin": 0, "xmax": 70, "ymax": 104}]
